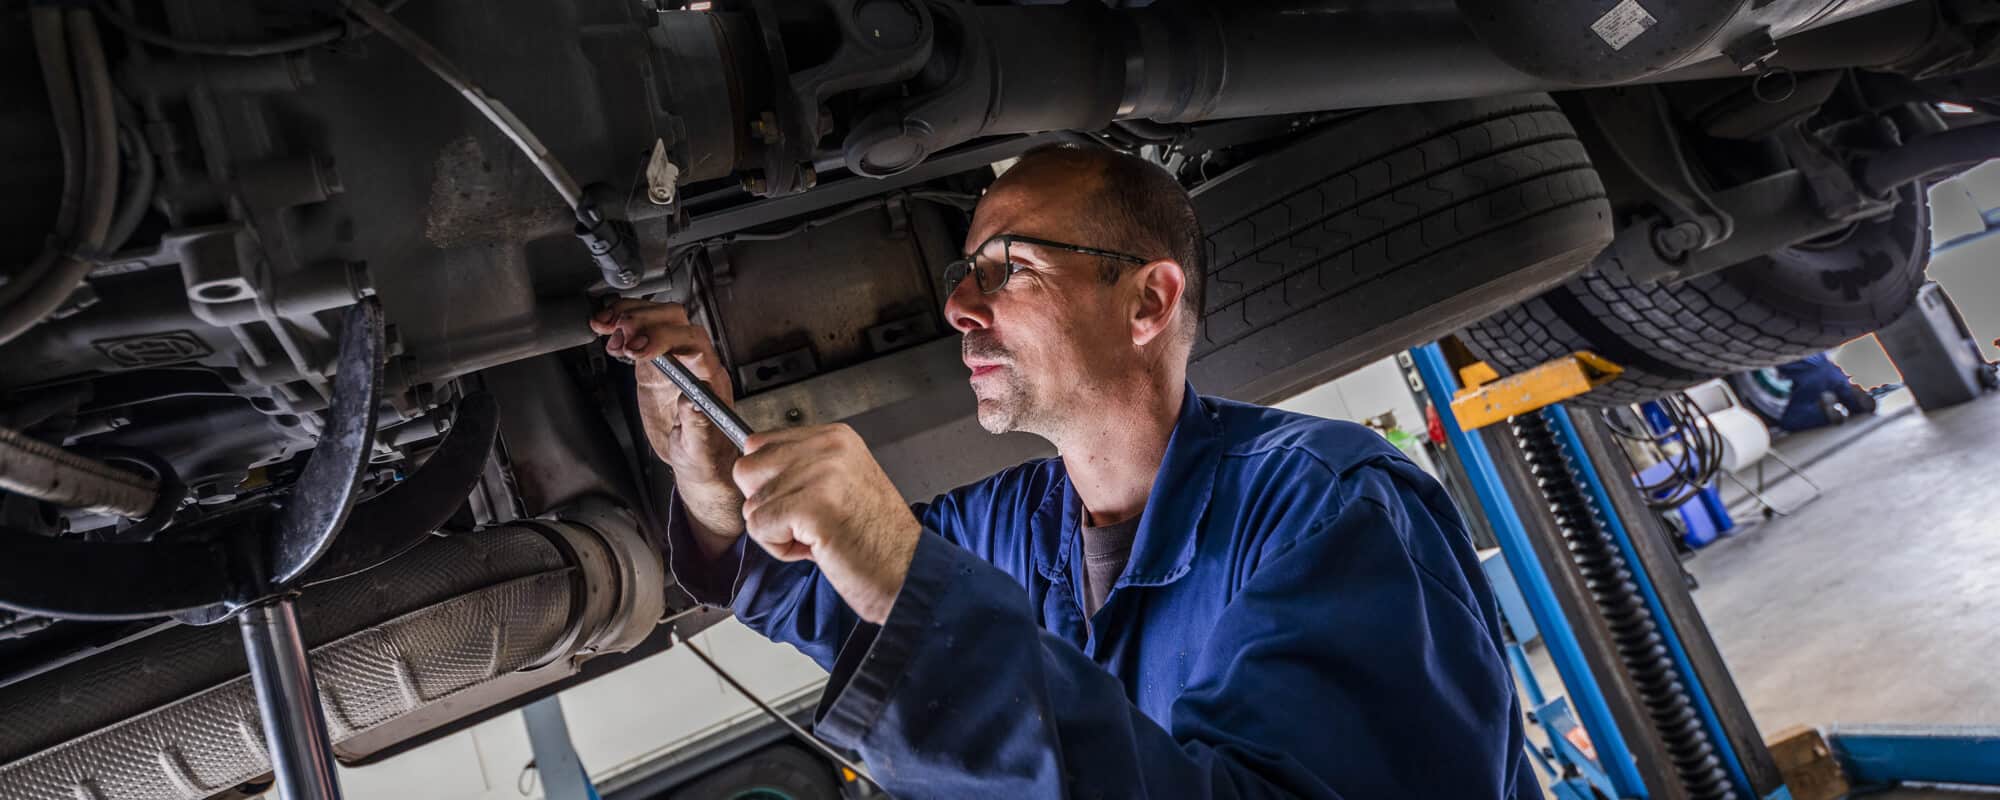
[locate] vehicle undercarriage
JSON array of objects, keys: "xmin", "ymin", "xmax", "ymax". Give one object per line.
[{"xmin": 3, "ymin": 0, "xmax": 1998, "ymax": 795}]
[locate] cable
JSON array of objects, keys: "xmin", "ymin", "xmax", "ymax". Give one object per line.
[
  {"xmin": 0, "ymin": 9, "xmax": 120, "ymax": 347},
  {"xmin": 340, "ymin": 0, "xmax": 643, "ymax": 288},
  {"xmin": 340, "ymin": 0, "xmax": 583, "ymax": 211},
  {"xmin": 671, "ymin": 629, "xmax": 882, "ymax": 792},
  {"xmin": 1601, "ymin": 393, "xmax": 1726, "ymax": 510},
  {"xmin": 105, "ymin": 92, "xmax": 157, "ymax": 254},
  {"xmin": 0, "ymin": 11, "xmax": 82, "ymax": 314}
]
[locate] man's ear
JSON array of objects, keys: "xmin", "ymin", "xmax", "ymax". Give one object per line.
[{"xmin": 1129, "ymin": 259, "xmax": 1187, "ymax": 348}]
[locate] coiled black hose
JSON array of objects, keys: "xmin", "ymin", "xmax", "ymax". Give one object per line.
[{"xmin": 1511, "ymin": 410, "xmax": 1737, "ymax": 800}]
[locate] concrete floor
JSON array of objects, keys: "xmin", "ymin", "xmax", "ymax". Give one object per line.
[
  {"xmin": 1687, "ymin": 390, "xmax": 2000, "ymax": 733},
  {"xmin": 1516, "ymin": 390, "xmax": 2000, "ymax": 798}
]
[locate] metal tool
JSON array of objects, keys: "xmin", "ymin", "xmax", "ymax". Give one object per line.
[{"xmin": 650, "ymin": 355, "xmax": 755, "ymax": 452}]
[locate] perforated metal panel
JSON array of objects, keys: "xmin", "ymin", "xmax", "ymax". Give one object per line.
[
  {"xmin": 0, "ymin": 570, "xmax": 576, "ymax": 800},
  {"xmin": 0, "ymin": 525, "xmax": 569, "ymax": 760}
]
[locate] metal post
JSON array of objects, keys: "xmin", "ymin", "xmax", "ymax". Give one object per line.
[
  {"xmin": 522, "ymin": 696, "xmax": 601, "ymax": 800},
  {"xmin": 1408, "ymin": 344, "xmax": 1653, "ymax": 798},
  {"xmin": 239, "ymin": 597, "xmax": 343, "ymax": 800},
  {"xmin": 1549, "ymin": 405, "xmax": 1788, "ymax": 798}
]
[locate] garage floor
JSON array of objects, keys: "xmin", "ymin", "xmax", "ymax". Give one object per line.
[
  {"xmin": 1516, "ymin": 390, "xmax": 1999, "ymax": 797},
  {"xmin": 1688, "ymin": 389, "xmax": 2000, "ymax": 733}
]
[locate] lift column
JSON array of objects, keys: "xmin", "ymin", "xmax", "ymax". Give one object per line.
[{"xmin": 1411, "ymin": 344, "xmax": 1787, "ymax": 799}]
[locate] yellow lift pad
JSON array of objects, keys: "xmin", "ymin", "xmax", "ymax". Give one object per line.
[{"xmin": 1450, "ymin": 352, "xmax": 1623, "ymax": 431}]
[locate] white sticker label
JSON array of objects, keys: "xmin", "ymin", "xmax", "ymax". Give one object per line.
[{"xmin": 1590, "ymin": 0, "xmax": 1658, "ymax": 51}]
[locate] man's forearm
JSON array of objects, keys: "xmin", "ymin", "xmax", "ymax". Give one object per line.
[{"xmin": 677, "ymin": 481, "xmax": 744, "ymax": 562}]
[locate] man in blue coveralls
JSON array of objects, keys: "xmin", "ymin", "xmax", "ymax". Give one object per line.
[{"xmin": 591, "ymin": 145, "xmax": 1534, "ymax": 798}]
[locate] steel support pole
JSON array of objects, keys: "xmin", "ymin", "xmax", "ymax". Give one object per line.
[
  {"xmin": 239, "ymin": 597, "xmax": 343, "ymax": 800},
  {"xmin": 1553, "ymin": 406, "xmax": 1789, "ymax": 798},
  {"xmin": 523, "ymin": 696, "xmax": 601, "ymax": 800},
  {"xmin": 1408, "ymin": 344, "xmax": 1661, "ymax": 798}
]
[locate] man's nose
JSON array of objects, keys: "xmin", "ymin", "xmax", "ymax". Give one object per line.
[{"xmin": 944, "ymin": 278, "xmax": 993, "ymax": 333}]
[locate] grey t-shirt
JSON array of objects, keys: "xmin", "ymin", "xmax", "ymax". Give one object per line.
[{"xmin": 1080, "ymin": 514, "xmax": 1141, "ymax": 618}]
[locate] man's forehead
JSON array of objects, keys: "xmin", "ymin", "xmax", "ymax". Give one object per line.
[{"xmin": 965, "ymin": 165, "xmax": 1102, "ymax": 250}]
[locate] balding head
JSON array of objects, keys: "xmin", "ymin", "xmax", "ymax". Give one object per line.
[
  {"xmin": 989, "ymin": 144, "xmax": 1206, "ymax": 342},
  {"xmin": 948, "ymin": 144, "xmax": 1203, "ymax": 440}
]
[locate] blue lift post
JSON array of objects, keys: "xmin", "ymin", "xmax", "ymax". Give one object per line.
[
  {"xmin": 523, "ymin": 696, "xmax": 602, "ymax": 800},
  {"xmin": 1409, "ymin": 344, "xmax": 1650, "ymax": 798},
  {"xmin": 1542, "ymin": 406, "xmax": 1765, "ymax": 799}
]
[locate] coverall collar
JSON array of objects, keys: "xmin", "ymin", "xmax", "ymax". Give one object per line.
[{"xmin": 1036, "ymin": 381, "xmax": 1218, "ymax": 587}]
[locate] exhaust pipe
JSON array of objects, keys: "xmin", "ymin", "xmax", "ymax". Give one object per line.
[{"xmin": 0, "ymin": 502, "xmax": 663, "ymax": 800}]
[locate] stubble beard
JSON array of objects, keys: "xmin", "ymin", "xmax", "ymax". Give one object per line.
[
  {"xmin": 965, "ymin": 332, "xmax": 1036, "ymax": 435},
  {"xmin": 974, "ymin": 369, "xmax": 1031, "ymax": 434}
]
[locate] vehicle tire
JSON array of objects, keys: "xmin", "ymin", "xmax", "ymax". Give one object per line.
[
  {"xmin": 673, "ymin": 743, "xmax": 842, "ymax": 800},
  {"xmin": 1189, "ymin": 93, "xmax": 1612, "ymax": 403},
  {"xmin": 1459, "ymin": 184, "xmax": 1930, "ymax": 407},
  {"xmin": 1727, "ymin": 368, "xmax": 1793, "ymax": 423}
]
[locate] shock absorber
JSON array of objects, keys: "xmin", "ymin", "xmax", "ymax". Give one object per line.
[{"xmin": 1511, "ymin": 409, "xmax": 1737, "ymax": 800}]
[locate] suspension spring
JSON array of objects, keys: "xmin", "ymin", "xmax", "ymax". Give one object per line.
[{"xmin": 1511, "ymin": 410, "xmax": 1737, "ymax": 800}]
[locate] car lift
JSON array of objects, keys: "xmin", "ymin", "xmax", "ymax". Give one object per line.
[{"xmin": 1407, "ymin": 342, "xmax": 2000, "ymax": 800}]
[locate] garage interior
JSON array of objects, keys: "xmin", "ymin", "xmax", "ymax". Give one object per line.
[{"xmin": 7, "ymin": 0, "xmax": 2000, "ymax": 798}]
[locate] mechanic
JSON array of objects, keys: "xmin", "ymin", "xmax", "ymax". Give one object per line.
[{"xmin": 590, "ymin": 144, "xmax": 1535, "ymax": 797}]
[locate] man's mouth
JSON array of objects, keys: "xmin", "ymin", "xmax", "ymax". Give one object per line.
[{"xmin": 968, "ymin": 364, "xmax": 1004, "ymax": 378}]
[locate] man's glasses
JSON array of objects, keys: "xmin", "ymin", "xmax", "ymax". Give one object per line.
[{"xmin": 942, "ymin": 234, "xmax": 1148, "ymax": 298}]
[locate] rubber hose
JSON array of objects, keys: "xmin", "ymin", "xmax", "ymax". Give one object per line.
[
  {"xmin": 105, "ymin": 93, "xmax": 157, "ymax": 254},
  {"xmin": 1860, "ymin": 121, "xmax": 2000, "ymax": 195},
  {"xmin": 0, "ymin": 10, "xmax": 120, "ymax": 347},
  {"xmin": 1511, "ymin": 410, "xmax": 1738, "ymax": 800},
  {"xmin": 0, "ymin": 11, "xmax": 85, "ymax": 313}
]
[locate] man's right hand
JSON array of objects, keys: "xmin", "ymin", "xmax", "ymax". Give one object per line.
[{"xmin": 590, "ymin": 299, "xmax": 744, "ymax": 559}]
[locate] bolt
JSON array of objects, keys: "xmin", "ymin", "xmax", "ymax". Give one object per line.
[
  {"xmin": 785, "ymin": 408, "xmax": 804, "ymax": 423},
  {"xmin": 648, "ymin": 185, "xmax": 674, "ymax": 204},
  {"xmin": 1652, "ymin": 221, "xmax": 1705, "ymax": 258},
  {"xmin": 799, "ymin": 164, "xmax": 817, "ymax": 190},
  {"xmin": 740, "ymin": 172, "xmax": 767, "ymax": 195},
  {"xmin": 614, "ymin": 269, "xmax": 641, "ymax": 288},
  {"xmin": 751, "ymin": 111, "xmax": 781, "ymax": 145}
]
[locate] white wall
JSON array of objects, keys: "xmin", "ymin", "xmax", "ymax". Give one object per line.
[
  {"xmin": 1274, "ymin": 355, "xmax": 1440, "ymax": 477},
  {"xmin": 337, "ymin": 618, "xmax": 826, "ymax": 799}
]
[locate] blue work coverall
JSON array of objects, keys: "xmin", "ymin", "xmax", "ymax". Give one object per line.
[{"xmin": 670, "ymin": 386, "xmax": 1535, "ymax": 798}]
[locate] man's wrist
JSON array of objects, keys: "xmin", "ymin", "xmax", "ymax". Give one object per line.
[{"xmin": 676, "ymin": 480, "xmax": 744, "ymax": 559}]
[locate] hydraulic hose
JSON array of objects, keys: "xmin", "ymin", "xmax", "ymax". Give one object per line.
[
  {"xmin": 1510, "ymin": 410, "xmax": 1738, "ymax": 800},
  {"xmin": 0, "ymin": 11, "xmax": 83, "ymax": 315}
]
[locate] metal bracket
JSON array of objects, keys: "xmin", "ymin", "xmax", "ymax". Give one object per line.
[
  {"xmin": 303, "ymin": 392, "xmax": 501, "ymax": 586},
  {"xmin": 267, "ymin": 300, "xmax": 385, "ymax": 588},
  {"xmin": 1450, "ymin": 352, "xmax": 1624, "ymax": 431},
  {"xmin": 1580, "ymin": 88, "xmax": 1735, "ymax": 261}
]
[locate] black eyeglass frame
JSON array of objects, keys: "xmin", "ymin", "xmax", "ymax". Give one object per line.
[{"xmin": 942, "ymin": 234, "xmax": 1149, "ymax": 298}]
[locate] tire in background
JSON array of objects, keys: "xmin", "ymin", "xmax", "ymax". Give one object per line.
[
  {"xmin": 672, "ymin": 743, "xmax": 842, "ymax": 800},
  {"xmin": 1459, "ymin": 184, "xmax": 1929, "ymax": 407},
  {"xmin": 1727, "ymin": 368, "xmax": 1793, "ymax": 423},
  {"xmin": 1189, "ymin": 94, "xmax": 1613, "ymax": 404}
]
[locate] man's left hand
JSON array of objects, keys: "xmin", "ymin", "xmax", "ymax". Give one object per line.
[{"xmin": 731, "ymin": 424, "xmax": 922, "ymax": 624}]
